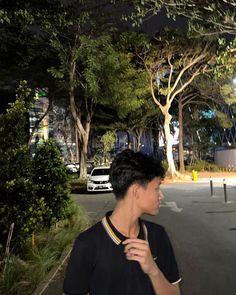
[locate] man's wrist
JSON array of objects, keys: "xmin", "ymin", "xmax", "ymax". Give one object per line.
[{"xmin": 147, "ymin": 264, "xmax": 160, "ymax": 278}]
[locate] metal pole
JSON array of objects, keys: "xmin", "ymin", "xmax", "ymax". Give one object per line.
[
  {"xmin": 210, "ymin": 177, "xmax": 213, "ymax": 197},
  {"xmin": 223, "ymin": 179, "xmax": 228, "ymax": 203}
]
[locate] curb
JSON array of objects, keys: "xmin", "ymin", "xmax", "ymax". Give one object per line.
[{"xmin": 32, "ymin": 246, "xmax": 72, "ymax": 295}]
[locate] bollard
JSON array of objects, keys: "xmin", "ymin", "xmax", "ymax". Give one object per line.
[
  {"xmin": 192, "ymin": 170, "xmax": 198, "ymax": 182},
  {"xmin": 223, "ymin": 179, "xmax": 228, "ymax": 203},
  {"xmin": 210, "ymin": 176, "xmax": 214, "ymax": 197}
]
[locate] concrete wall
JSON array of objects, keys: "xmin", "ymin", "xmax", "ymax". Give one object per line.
[{"xmin": 215, "ymin": 149, "xmax": 236, "ymax": 170}]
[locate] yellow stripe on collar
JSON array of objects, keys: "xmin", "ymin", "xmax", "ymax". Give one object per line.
[
  {"xmin": 102, "ymin": 217, "xmax": 122, "ymax": 245},
  {"xmin": 102, "ymin": 216, "xmax": 148, "ymax": 245}
]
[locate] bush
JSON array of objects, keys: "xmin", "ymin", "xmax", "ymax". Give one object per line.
[
  {"xmin": 0, "ymin": 82, "xmax": 41, "ymax": 251},
  {"xmin": 32, "ymin": 140, "xmax": 71, "ymax": 227},
  {"xmin": 161, "ymin": 160, "xmax": 168, "ymax": 172},
  {"xmin": 0, "ymin": 82, "xmax": 71, "ymax": 253},
  {"xmin": 186, "ymin": 160, "xmax": 221, "ymax": 172}
]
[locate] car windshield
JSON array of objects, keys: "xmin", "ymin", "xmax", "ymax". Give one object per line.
[{"xmin": 91, "ymin": 168, "xmax": 110, "ymax": 176}]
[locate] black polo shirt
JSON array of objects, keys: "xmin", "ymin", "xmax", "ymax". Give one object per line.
[{"xmin": 63, "ymin": 212, "xmax": 181, "ymax": 295}]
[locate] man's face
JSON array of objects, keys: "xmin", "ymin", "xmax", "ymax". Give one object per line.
[{"xmin": 138, "ymin": 177, "xmax": 164, "ymax": 215}]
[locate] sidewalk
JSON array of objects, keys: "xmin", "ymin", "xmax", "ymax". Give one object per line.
[
  {"xmin": 188, "ymin": 172, "xmax": 236, "ymax": 184},
  {"xmin": 164, "ymin": 171, "xmax": 236, "ymax": 184},
  {"xmin": 186, "ymin": 171, "xmax": 236, "ymax": 179}
]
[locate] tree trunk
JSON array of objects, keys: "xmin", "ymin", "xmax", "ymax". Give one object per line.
[
  {"xmin": 152, "ymin": 125, "xmax": 160, "ymax": 159},
  {"xmin": 64, "ymin": 136, "xmax": 73, "ymax": 162},
  {"xmin": 125, "ymin": 130, "xmax": 131, "ymax": 149},
  {"xmin": 178, "ymin": 99, "xmax": 185, "ymax": 173},
  {"xmin": 79, "ymin": 137, "xmax": 88, "ymax": 179},
  {"xmin": 75, "ymin": 124, "xmax": 79, "ymax": 162},
  {"xmin": 134, "ymin": 128, "xmax": 143, "ymax": 152},
  {"xmin": 78, "ymin": 119, "xmax": 91, "ymax": 179},
  {"xmin": 69, "ymin": 146, "xmax": 74, "ymax": 162},
  {"xmin": 69, "ymin": 59, "xmax": 91, "ymax": 179},
  {"xmin": 190, "ymin": 134, "xmax": 199, "ymax": 164},
  {"xmin": 163, "ymin": 111, "xmax": 177, "ymax": 177}
]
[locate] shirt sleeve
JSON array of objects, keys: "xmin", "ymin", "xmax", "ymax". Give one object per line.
[
  {"xmin": 63, "ymin": 232, "xmax": 95, "ymax": 295},
  {"xmin": 159, "ymin": 228, "xmax": 181, "ymax": 284}
]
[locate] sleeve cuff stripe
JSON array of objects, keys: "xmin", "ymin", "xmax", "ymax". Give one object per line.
[{"xmin": 171, "ymin": 278, "xmax": 182, "ymax": 285}]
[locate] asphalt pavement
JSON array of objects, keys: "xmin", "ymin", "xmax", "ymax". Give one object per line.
[{"xmin": 35, "ymin": 177, "xmax": 236, "ymax": 295}]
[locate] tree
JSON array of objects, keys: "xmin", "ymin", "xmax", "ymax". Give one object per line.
[
  {"xmin": 119, "ymin": 98, "xmax": 161, "ymax": 152},
  {"xmin": 127, "ymin": 0, "xmax": 236, "ymax": 36},
  {"xmin": 176, "ymin": 74, "xmax": 236, "ymax": 172},
  {"xmin": 50, "ymin": 104, "xmax": 76, "ymax": 162},
  {"xmin": 131, "ymin": 103, "xmax": 159, "ymax": 152},
  {"xmin": 136, "ymin": 30, "xmax": 216, "ymax": 176},
  {"xmin": 111, "ymin": 32, "xmax": 162, "ymax": 153},
  {"xmin": 101, "ymin": 131, "xmax": 117, "ymax": 164},
  {"xmin": 49, "ymin": 33, "xmax": 143, "ymax": 178},
  {"xmin": 182, "ymin": 103, "xmax": 223, "ymax": 164},
  {"xmin": 0, "ymin": 1, "xmax": 56, "ymax": 85},
  {"xmin": 176, "ymin": 78, "xmax": 218, "ymax": 172},
  {"xmin": 0, "ymin": 1, "xmax": 67, "ymax": 150},
  {"xmin": 123, "ymin": 0, "xmax": 236, "ymax": 79},
  {"xmin": 0, "ymin": 1, "xmax": 148, "ymax": 178},
  {"xmin": 9, "ymin": 0, "xmax": 143, "ymax": 178}
]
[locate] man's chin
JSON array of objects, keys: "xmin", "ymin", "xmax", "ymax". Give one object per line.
[{"xmin": 146, "ymin": 208, "xmax": 159, "ymax": 216}]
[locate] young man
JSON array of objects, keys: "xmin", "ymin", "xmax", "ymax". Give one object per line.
[{"xmin": 63, "ymin": 149, "xmax": 181, "ymax": 295}]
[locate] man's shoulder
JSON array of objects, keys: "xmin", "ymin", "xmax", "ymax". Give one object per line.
[{"xmin": 75, "ymin": 220, "xmax": 104, "ymax": 243}]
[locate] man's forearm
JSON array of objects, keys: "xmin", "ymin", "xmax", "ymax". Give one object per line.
[{"xmin": 148, "ymin": 267, "xmax": 181, "ymax": 295}]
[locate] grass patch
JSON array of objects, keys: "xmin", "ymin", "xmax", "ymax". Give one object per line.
[{"xmin": 0, "ymin": 204, "xmax": 90, "ymax": 295}]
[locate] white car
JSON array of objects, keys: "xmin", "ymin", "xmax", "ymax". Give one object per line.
[
  {"xmin": 87, "ymin": 166, "xmax": 113, "ymax": 192},
  {"xmin": 65, "ymin": 163, "xmax": 78, "ymax": 174}
]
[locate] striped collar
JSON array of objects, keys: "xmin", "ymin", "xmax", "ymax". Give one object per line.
[{"xmin": 101, "ymin": 212, "xmax": 148, "ymax": 245}]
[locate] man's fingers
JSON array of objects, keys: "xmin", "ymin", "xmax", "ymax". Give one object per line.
[
  {"xmin": 126, "ymin": 248, "xmax": 146, "ymax": 257},
  {"xmin": 123, "ymin": 239, "xmax": 149, "ymax": 251},
  {"xmin": 123, "ymin": 238, "xmax": 148, "ymax": 245},
  {"xmin": 124, "ymin": 243, "xmax": 148, "ymax": 254}
]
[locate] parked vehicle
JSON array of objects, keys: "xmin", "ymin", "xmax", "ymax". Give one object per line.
[
  {"xmin": 66, "ymin": 161, "xmax": 94, "ymax": 175},
  {"xmin": 87, "ymin": 166, "xmax": 113, "ymax": 192},
  {"xmin": 74, "ymin": 162, "xmax": 80, "ymax": 170},
  {"xmin": 65, "ymin": 163, "xmax": 78, "ymax": 174}
]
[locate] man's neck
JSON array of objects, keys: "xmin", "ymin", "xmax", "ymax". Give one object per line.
[{"xmin": 110, "ymin": 200, "xmax": 140, "ymax": 238}]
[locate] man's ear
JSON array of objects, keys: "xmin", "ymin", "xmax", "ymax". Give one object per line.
[{"xmin": 131, "ymin": 183, "xmax": 141, "ymax": 199}]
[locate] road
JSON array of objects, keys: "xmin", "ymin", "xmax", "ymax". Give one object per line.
[{"xmin": 71, "ymin": 180, "xmax": 236, "ymax": 295}]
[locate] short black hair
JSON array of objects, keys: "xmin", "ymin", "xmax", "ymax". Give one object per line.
[{"xmin": 109, "ymin": 149, "xmax": 165, "ymax": 199}]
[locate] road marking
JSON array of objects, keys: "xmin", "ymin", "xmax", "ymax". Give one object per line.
[{"xmin": 161, "ymin": 201, "xmax": 183, "ymax": 213}]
